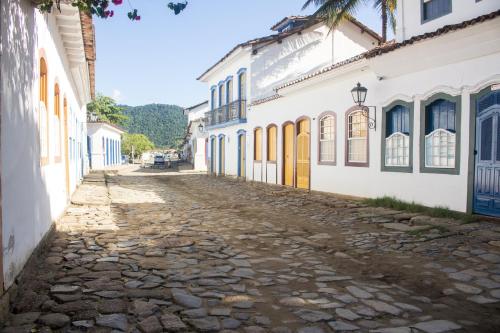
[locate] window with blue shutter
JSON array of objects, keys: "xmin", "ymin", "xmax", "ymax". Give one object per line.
[
  {"xmin": 385, "ymin": 105, "xmax": 410, "ymax": 167},
  {"xmin": 422, "ymin": 0, "xmax": 452, "ymax": 23},
  {"xmin": 424, "ymin": 99, "xmax": 456, "ymax": 168}
]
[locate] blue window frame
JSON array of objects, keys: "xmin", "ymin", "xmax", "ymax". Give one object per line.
[
  {"xmin": 421, "ymin": 0, "xmax": 452, "ymax": 23},
  {"xmin": 226, "ymin": 76, "xmax": 233, "ymax": 105},
  {"xmin": 210, "ymin": 86, "xmax": 216, "ymax": 110},
  {"xmin": 383, "ymin": 103, "xmax": 413, "ymax": 170},
  {"xmin": 218, "ymin": 81, "xmax": 225, "ymax": 107},
  {"xmin": 420, "ymin": 94, "xmax": 461, "ymax": 173}
]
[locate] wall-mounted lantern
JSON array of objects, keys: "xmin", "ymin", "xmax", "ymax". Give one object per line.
[
  {"xmin": 198, "ymin": 123, "xmax": 204, "ymax": 133},
  {"xmin": 350, "ymin": 82, "xmax": 376, "ymax": 130}
]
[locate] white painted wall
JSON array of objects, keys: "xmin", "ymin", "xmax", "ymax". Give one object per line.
[
  {"xmin": 1, "ymin": 0, "xmax": 90, "ymax": 288},
  {"xmin": 87, "ymin": 123, "xmax": 123, "ymax": 170},
  {"xmin": 248, "ymin": 18, "xmax": 500, "ymax": 212},
  {"xmin": 396, "ymin": 0, "xmax": 500, "ymax": 42},
  {"xmin": 183, "ymin": 102, "xmax": 209, "ymax": 172},
  {"xmin": 251, "ymin": 21, "xmax": 379, "ymax": 101}
]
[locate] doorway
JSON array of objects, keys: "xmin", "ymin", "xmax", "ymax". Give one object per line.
[
  {"xmin": 283, "ymin": 123, "xmax": 294, "ymax": 186},
  {"xmin": 474, "ymin": 89, "xmax": 500, "ymax": 216},
  {"xmin": 296, "ymin": 118, "xmax": 310, "ymax": 189}
]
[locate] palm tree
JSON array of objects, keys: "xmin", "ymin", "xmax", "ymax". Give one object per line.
[{"xmin": 302, "ymin": 0, "xmax": 397, "ymax": 43}]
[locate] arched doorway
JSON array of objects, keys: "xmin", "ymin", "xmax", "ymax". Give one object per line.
[
  {"xmin": 238, "ymin": 130, "xmax": 246, "ymax": 178},
  {"xmin": 282, "ymin": 122, "xmax": 294, "ymax": 186},
  {"xmin": 296, "ymin": 118, "xmax": 310, "ymax": 189},
  {"xmin": 474, "ymin": 89, "xmax": 500, "ymax": 216},
  {"xmin": 218, "ymin": 135, "xmax": 225, "ymax": 175}
]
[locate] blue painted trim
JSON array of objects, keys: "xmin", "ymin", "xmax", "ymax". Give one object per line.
[
  {"xmin": 210, "ymin": 85, "xmax": 216, "ymax": 90},
  {"xmin": 237, "ymin": 129, "xmax": 247, "ymax": 135},
  {"xmin": 225, "ymin": 75, "xmax": 233, "ymax": 82},
  {"xmin": 218, "ymin": 80, "xmax": 225, "ymax": 86},
  {"xmin": 237, "ymin": 68, "xmax": 247, "ymax": 75},
  {"xmin": 210, "ymin": 135, "xmax": 216, "ymax": 139},
  {"xmin": 206, "ymin": 118, "xmax": 247, "ymax": 130},
  {"xmin": 218, "ymin": 133, "xmax": 226, "ymax": 139}
]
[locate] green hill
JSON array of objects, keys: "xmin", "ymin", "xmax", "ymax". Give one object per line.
[{"xmin": 122, "ymin": 104, "xmax": 187, "ymax": 148}]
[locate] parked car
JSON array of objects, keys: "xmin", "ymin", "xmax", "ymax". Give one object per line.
[{"xmin": 154, "ymin": 154, "xmax": 165, "ymax": 166}]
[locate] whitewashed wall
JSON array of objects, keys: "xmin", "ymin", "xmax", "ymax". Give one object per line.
[
  {"xmin": 251, "ymin": 21, "xmax": 378, "ymax": 101},
  {"xmin": 1, "ymin": 0, "xmax": 89, "ymax": 288},
  {"xmin": 396, "ymin": 0, "xmax": 500, "ymax": 42},
  {"xmin": 248, "ymin": 19, "xmax": 500, "ymax": 212},
  {"xmin": 87, "ymin": 123, "xmax": 123, "ymax": 170},
  {"xmin": 204, "ymin": 50, "xmax": 251, "ymax": 177}
]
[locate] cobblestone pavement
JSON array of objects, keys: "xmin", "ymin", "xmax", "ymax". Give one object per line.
[{"xmin": 2, "ymin": 165, "xmax": 500, "ymax": 332}]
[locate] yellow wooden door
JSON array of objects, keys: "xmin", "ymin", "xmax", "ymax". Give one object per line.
[
  {"xmin": 283, "ymin": 124, "xmax": 294, "ymax": 186},
  {"xmin": 296, "ymin": 120, "xmax": 310, "ymax": 189},
  {"xmin": 239, "ymin": 135, "xmax": 246, "ymax": 178}
]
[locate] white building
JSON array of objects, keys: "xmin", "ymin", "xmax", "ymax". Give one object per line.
[
  {"xmin": 183, "ymin": 101, "xmax": 209, "ymax": 171},
  {"xmin": 199, "ymin": 0, "xmax": 500, "ymax": 216},
  {"xmin": 87, "ymin": 121, "xmax": 125, "ymax": 169},
  {"xmin": 0, "ymin": 0, "xmax": 94, "ymax": 295}
]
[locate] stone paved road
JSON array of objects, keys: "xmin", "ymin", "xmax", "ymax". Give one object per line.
[{"xmin": 2, "ymin": 165, "xmax": 500, "ymax": 332}]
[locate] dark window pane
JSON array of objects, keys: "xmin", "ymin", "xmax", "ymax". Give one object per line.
[
  {"xmin": 386, "ymin": 105, "xmax": 410, "ymax": 137},
  {"xmin": 481, "ymin": 116, "xmax": 493, "ymax": 161},
  {"xmin": 423, "ymin": 0, "xmax": 452, "ymax": 22},
  {"xmin": 425, "ymin": 99, "xmax": 456, "ymax": 134}
]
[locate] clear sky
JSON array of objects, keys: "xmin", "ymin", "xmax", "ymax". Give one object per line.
[{"xmin": 94, "ymin": 0, "xmax": 386, "ymax": 108}]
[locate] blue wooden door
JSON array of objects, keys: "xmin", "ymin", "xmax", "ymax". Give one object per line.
[{"xmin": 474, "ymin": 90, "xmax": 500, "ymax": 216}]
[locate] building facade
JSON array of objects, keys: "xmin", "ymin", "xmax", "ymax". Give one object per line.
[
  {"xmin": 0, "ymin": 0, "xmax": 94, "ymax": 293},
  {"xmin": 199, "ymin": 0, "xmax": 500, "ymax": 216},
  {"xmin": 87, "ymin": 122, "xmax": 124, "ymax": 169},
  {"xmin": 183, "ymin": 101, "xmax": 209, "ymax": 172}
]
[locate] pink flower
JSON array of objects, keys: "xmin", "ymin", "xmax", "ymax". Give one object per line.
[
  {"xmin": 135, "ymin": 16, "xmax": 141, "ymax": 21},
  {"xmin": 112, "ymin": 0, "xmax": 123, "ymax": 5},
  {"xmin": 109, "ymin": 10, "xmax": 114, "ymax": 17}
]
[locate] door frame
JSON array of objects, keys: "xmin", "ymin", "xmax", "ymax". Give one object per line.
[
  {"xmin": 468, "ymin": 85, "xmax": 500, "ymax": 214},
  {"xmin": 295, "ymin": 116, "xmax": 311, "ymax": 190},
  {"xmin": 64, "ymin": 99, "xmax": 70, "ymax": 197},
  {"xmin": 281, "ymin": 121, "xmax": 295, "ymax": 187},
  {"xmin": 237, "ymin": 129, "xmax": 246, "ymax": 178},
  {"xmin": 210, "ymin": 136, "xmax": 216, "ymax": 175},
  {"xmin": 218, "ymin": 134, "xmax": 225, "ymax": 176}
]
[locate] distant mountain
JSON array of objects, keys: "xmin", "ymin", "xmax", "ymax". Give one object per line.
[{"xmin": 122, "ymin": 104, "xmax": 187, "ymax": 148}]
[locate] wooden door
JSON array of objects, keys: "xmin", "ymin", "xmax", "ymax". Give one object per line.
[
  {"xmin": 474, "ymin": 90, "xmax": 500, "ymax": 216},
  {"xmin": 64, "ymin": 99, "xmax": 70, "ymax": 196},
  {"xmin": 219, "ymin": 137, "xmax": 225, "ymax": 175},
  {"xmin": 211, "ymin": 138, "xmax": 216, "ymax": 175},
  {"xmin": 296, "ymin": 119, "xmax": 310, "ymax": 189},
  {"xmin": 283, "ymin": 123, "xmax": 294, "ymax": 186},
  {"xmin": 238, "ymin": 134, "xmax": 246, "ymax": 178}
]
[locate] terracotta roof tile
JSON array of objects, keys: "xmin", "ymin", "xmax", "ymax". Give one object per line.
[{"xmin": 250, "ymin": 94, "xmax": 283, "ymax": 106}]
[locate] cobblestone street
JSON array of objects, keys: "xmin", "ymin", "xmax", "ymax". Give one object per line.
[{"xmin": 3, "ymin": 166, "xmax": 500, "ymax": 332}]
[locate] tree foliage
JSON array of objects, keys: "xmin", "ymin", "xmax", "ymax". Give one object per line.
[
  {"xmin": 302, "ymin": 0, "xmax": 396, "ymax": 42},
  {"xmin": 87, "ymin": 94, "xmax": 128, "ymax": 126},
  {"xmin": 121, "ymin": 133, "xmax": 155, "ymax": 157},
  {"xmin": 37, "ymin": 0, "xmax": 188, "ymax": 20},
  {"xmin": 122, "ymin": 104, "xmax": 187, "ymax": 149}
]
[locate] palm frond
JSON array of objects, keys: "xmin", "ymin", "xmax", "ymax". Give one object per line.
[{"xmin": 308, "ymin": 0, "xmax": 365, "ymax": 31}]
